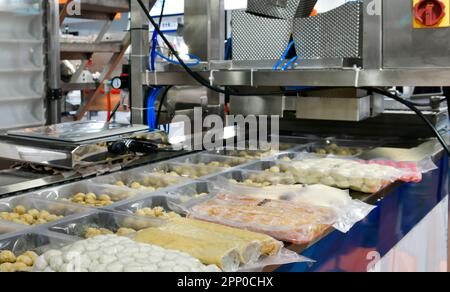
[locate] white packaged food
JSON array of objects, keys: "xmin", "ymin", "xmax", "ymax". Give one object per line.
[{"xmin": 32, "ymin": 235, "xmax": 221, "ymax": 272}]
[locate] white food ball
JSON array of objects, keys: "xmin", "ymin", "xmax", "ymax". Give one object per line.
[
  {"xmin": 49, "ymin": 256, "xmax": 64, "ymax": 271},
  {"xmin": 85, "ymin": 243, "xmax": 100, "ymax": 252},
  {"xmin": 124, "ymin": 265, "xmax": 144, "ymax": 272},
  {"xmin": 62, "ymin": 251, "xmax": 81, "ymax": 263},
  {"xmin": 60, "ymin": 263, "xmax": 76, "ymax": 272},
  {"xmin": 141, "ymin": 264, "xmax": 158, "ymax": 272},
  {"xmin": 86, "ymin": 251, "xmax": 101, "ymax": 261},
  {"xmin": 107, "ymin": 263, "xmax": 124, "ymax": 272},
  {"xmin": 90, "ymin": 263, "xmax": 107, "ymax": 272},
  {"xmin": 33, "ymin": 256, "xmax": 48, "ymax": 271},
  {"xmin": 44, "ymin": 250, "xmax": 62, "ymax": 262},
  {"xmin": 158, "ymin": 267, "xmax": 173, "ymax": 272},
  {"xmin": 163, "ymin": 253, "xmax": 179, "ymax": 261},
  {"xmin": 172, "ymin": 265, "xmax": 189, "ymax": 272},
  {"xmin": 99, "ymin": 254, "xmax": 117, "ymax": 265}
]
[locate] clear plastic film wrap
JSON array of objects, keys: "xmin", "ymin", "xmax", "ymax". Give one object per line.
[
  {"xmin": 0, "ymin": 197, "xmax": 92, "ymax": 227},
  {"xmin": 207, "ymin": 183, "xmax": 376, "ymax": 233},
  {"xmin": 264, "ymin": 153, "xmax": 437, "ymax": 193},
  {"xmin": 188, "ymin": 194, "xmax": 336, "ymax": 245},
  {"xmin": 135, "ymin": 162, "xmax": 225, "ymax": 180},
  {"xmin": 133, "ymin": 217, "xmax": 310, "ymax": 272},
  {"xmin": 46, "ymin": 210, "xmax": 166, "ymax": 239},
  {"xmin": 0, "ymin": 231, "xmax": 76, "ymax": 272},
  {"xmin": 88, "ymin": 170, "xmax": 191, "ymax": 192},
  {"xmin": 169, "ymin": 153, "xmax": 250, "ymax": 169},
  {"xmin": 209, "ymin": 169, "xmax": 297, "ymax": 189},
  {"xmin": 34, "ymin": 182, "xmax": 143, "ymax": 208},
  {"xmin": 0, "ymin": 221, "xmax": 25, "ymax": 237}
]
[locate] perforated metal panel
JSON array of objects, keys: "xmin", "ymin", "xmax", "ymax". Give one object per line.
[
  {"xmin": 293, "ymin": 1, "xmax": 362, "ymax": 60},
  {"xmin": 246, "ymin": 0, "xmax": 318, "ymax": 19},
  {"xmin": 232, "ymin": 10, "xmax": 292, "ymax": 62}
]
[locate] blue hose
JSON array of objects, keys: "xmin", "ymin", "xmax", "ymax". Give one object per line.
[
  {"xmin": 156, "ymin": 52, "xmax": 201, "ymax": 67},
  {"xmin": 281, "ymin": 56, "xmax": 298, "ymax": 71},
  {"xmin": 273, "ymin": 40, "xmax": 296, "ymax": 71},
  {"xmin": 147, "ymin": 87, "xmax": 162, "ymax": 130}
]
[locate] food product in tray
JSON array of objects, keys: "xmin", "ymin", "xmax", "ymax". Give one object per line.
[
  {"xmin": 84, "ymin": 227, "xmax": 136, "ymax": 239},
  {"xmin": 227, "ymin": 171, "xmax": 296, "ymax": 187},
  {"xmin": 0, "ymin": 205, "xmax": 64, "ymax": 226},
  {"xmin": 134, "ymin": 206, "xmax": 180, "ymax": 219},
  {"xmin": 0, "ymin": 250, "xmax": 38, "ymax": 272},
  {"xmin": 189, "ymin": 194, "xmax": 336, "ymax": 245},
  {"xmin": 154, "ymin": 164, "xmax": 222, "ymax": 179},
  {"xmin": 67, "ymin": 193, "xmax": 113, "ymax": 207},
  {"xmin": 37, "ymin": 183, "xmax": 142, "ymax": 208},
  {"xmin": 279, "ymin": 157, "xmax": 419, "ymax": 193},
  {"xmin": 178, "ymin": 192, "xmax": 209, "ymax": 204},
  {"xmin": 311, "ymin": 143, "xmax": 365, "ymax": 157},
  {"xmin": 134, "ymin": 217, "xmax": 282, "ymax": 272},
  {"xmin": 222, "ymin": 149, "xmax": 278, "ymax": 160},
  {"xmin": 114, "ymin": 173, "xmax": 188, "ymax": 191},
  {"xmin": 32, "ymin": 235, "xmax": 220, "ymax": 272},
  {"xmin": 174, "ymin": 154, "xmax": 249, "ymax": 168}
]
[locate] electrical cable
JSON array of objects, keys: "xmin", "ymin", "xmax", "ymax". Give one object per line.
[
  {"xmin": 108, "ymin": 101, "xmax": 121, "ymax": 123},
  {"xmin": 156, "ymin": 85, "xmax": 173, "ymax": 129},
  {"xmin": 367, "ymin": 87, "xmax": 450, "ymax": 156},
  {"xmin": 136, "ymin": 0, "xmax": 283, "ymax": 97}
]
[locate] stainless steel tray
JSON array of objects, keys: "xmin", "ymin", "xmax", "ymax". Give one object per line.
[{"xmin": 7, "ymin": 121, "xmax": 149, "ymax": 143}]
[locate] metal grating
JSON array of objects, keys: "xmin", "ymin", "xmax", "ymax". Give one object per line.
[
  {"xmin": 292, "ymin": 1, "xmax": 362, "ymax": 60},
  {"xmin": 232, "ymin": 10, "xmax": 292, "ymax": 61},
  {"xmin": 246, "ymin": 0, "xmax": 304, "ymax": 20}
]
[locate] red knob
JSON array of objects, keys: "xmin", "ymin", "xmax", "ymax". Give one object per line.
[{"xmin": 414, "ymin": 0, "xmax": 446, "ymax": 26}]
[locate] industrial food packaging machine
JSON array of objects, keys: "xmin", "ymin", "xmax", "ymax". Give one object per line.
[{"xmin": 0, "ymin": 0, "xmax": 448, "ymax": 272}]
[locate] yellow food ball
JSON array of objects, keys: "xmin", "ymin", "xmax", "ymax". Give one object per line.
[
  {"xmin": 0, "ymin": 263, "xmax": 14, "ymax": 272},
  {"xmin": 116, "ymin": 228, "xmax": 136, "ymax": 236},
  {"xmin": 12, "ymin": 262, "xmax": 29, "ymax": 272},
  {"xmin": 13, "ymin": 205, "xmax": 26, "ymax": 215},
  {"xmin": 0, "ymin": 250, "xmax": 16, "ymax": 264},
  {"xmin": 21, "ymin": 214, "xmax": 35, "ymax": 225},
  {"xmin": 27, "ymin": 209, "xmax": 40, "ymax": 219},
  {"xmin": 85, "ymin": 193, "xmax": 97, "ymax": 201},
  {"xmin": 115, "ymin": 181, "xmax": 125, "ymax": 187},
  {"xmin": 16, "ymin": 255, "xmax": 33, "ymax": 267},
  {"xmin": 23, "ymin": 251, "xmax": 38, "ymax": 262},
  {"xmin": 98, "ymin": 194, "xmax": 111, "ymax": 202}
]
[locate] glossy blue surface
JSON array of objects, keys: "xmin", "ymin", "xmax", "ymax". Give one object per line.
[{"xmin": 278, "ymin": 155, "xmax": 449, "ymax": 272}]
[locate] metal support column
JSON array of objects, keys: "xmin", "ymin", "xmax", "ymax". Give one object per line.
[
  {"xmin": 184, "ymin": 0, "xmax": 225, "ymax": 113},
  {"xmin": 130, "ymin": 0, "xmax": 155, "ymax": 124},
  {"xmin": 46, "ymin": 0, "xmax": 62, "ymax": 125}
]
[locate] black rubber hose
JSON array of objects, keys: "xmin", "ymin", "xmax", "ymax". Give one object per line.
[{"xmin": 367, "ymin": 87, "xmax": 450, "ymax": 156}]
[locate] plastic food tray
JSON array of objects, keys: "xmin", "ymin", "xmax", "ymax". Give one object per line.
[
  {"xmin": 206, "ymin": 169, "xmax": 297, "ymax": 187},
  {"xmin": 32, "ymin": 182, "xmax": 143, "ymax": 209},
  {"xmin": 134, "ymin": 161, "xmax": 225, "ymax": 180},
  {"xmin": 46, "ymin": 210, "xmax": 165, "ymax": 239},
  {"xmin": 0, "ymin": 196, "xmax": 92, "ymax": 227},
  {"xmin": 169, "ymin": 153, "xmax": 251, "ymax": 168},
  {"xmin": 0, "ymin": 230, "xmax": 76, "ymax": 256},
  {"xmin": 111, "ymin": 194, "xmax": 187, "ymax": 217},
  {"xmin": 88, "ymin": 169, "xmax": 191, "ymax": 191}
]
